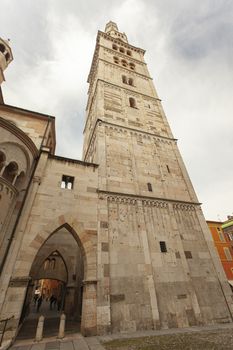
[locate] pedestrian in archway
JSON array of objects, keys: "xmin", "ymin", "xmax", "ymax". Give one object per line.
[
  {"xmin": 50, "ymin": 295, "xmax": 56, "ymax": 310},
  {"xmin": 57, "ymin": 296, "xmax": 62, "ymax": 311},
  {"xmin": 33, "ymin": 288, "xmax": 40, "ymax": 305},
  {"xmin": 36, "ymin": 295, "xmax": 43, "ymax": 312}
]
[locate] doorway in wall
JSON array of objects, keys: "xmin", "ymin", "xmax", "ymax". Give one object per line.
[{"xmin": 18, "ymin": 227, "xmax": 84, "ymax": 339}]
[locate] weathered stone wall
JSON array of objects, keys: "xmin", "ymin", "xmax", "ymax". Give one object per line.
[
  {"xmin": 0, "ymin": 153, "xmax": 99, "ymax": 339},
  {"xmin": 98, "ymin": 195, "xmax": 233, "ymax": 332}
]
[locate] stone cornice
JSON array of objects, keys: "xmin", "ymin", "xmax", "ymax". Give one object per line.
[
  {"xmin": 101, "ymin": 119, "xmax": 177, "ymax": 142},
  {"xmin": 101, "ymin": 58, "xmax": 151, "ymax": 78},
  {"xmin": 98, "ymin": 190, "xmax": 200, "ymax": 210},
  {"xmin": 100, "ymin": 79, "xmax": 160, "ymax": 101},
  {"xmin": 0, "ymin": 103, "xmax": 55, "ymax": 121},
  {"xmin": 0, "ymin": 116, "xmax": 39, "ymax": 158},
  {"xmin": 48, "ymin": 154, "xmax": 98, "ymax": 168}
]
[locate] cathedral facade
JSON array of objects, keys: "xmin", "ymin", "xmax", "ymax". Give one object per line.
[{"xmin": 0, "ymin": 22, "xmax": 233, "ymax": 342}]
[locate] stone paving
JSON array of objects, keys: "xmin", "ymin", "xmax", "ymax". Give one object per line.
[
  {"xmin": 100, "ymin": 323, "xmax": 233, "ymax": 350},
  {"xmin": 10, "ymin": 334, "xmax": 105, "ymax": 350},
  {"xmin": 8, "ymin": 323, "xmax": 233, "ymax": 350}
]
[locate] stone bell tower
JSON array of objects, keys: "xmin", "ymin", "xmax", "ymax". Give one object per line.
[{"xmin": 83, "ymin": 22, "xmax": 233, "ymax": 332}]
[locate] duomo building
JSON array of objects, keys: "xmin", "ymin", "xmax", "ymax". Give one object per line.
[{"xmin": 0, "ymin": 22, "xmax": 233, "ymax": 342}]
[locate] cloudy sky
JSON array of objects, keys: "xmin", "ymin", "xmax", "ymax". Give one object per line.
[{"xmin": 0, "ymin": 0, "xmax": 232, "ymax": 221}]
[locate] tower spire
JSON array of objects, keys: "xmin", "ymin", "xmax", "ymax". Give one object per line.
[{"xmin": 104, "ymin": 21, "xmax": 128, "ymax": 43}]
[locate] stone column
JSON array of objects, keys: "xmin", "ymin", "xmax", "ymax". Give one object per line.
[
  {"xmin": 0, "ymin": 163, "xmax": 6, "ymax": 175},
  {"xmin": 96, "ymin": 195, "xmax": 111, "ymax": 334},
  {"xmin": 35, "ymin": 315, "xmax": 44, "ymax": 342},
  {"xmin": 58, "ymin": 313, "xmax": 66, "ymax": 339},
  {"xmin": 81, "ymin": 280, "xmax": 97, "ymax": 336},
  {"xmin": 137, "ymin": 200, "xmax": 160, "ymax": 329}
]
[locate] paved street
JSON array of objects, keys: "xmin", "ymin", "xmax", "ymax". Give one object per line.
[
  {"xmin": 101, "ymin": 323, "xmax": 233, "ymax": 350},
  {"xmin": 11, "ymin": 334, "xmax": 105, "ymax": 350},
  {"xmin": 17, "ymin": 301, "xmax": 80, "ymax": 340},
  {"xmin": 9, "ymin": 322, "xmax": 233, "ymax": 350}
]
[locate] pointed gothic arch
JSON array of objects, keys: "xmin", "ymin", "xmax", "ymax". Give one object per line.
[
  {"xmin": 19, "ymin": 215, "xmax": 97, "ymax": 280},
  {"xmin": 12, "ymin": 213, "xmax": 98, "ymax": 336}
]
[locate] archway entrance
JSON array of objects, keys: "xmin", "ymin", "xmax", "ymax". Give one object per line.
[{"xmin": 18, "ymin": 226, "xmax": 84, "ymax": 339}]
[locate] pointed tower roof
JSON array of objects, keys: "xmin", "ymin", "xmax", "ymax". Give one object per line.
[
  {"xmin": 104, "ymin": 21, "xmax": 128, "ymax": 43},
  {"xmin": 105, "ymin": 21, "xmax": 119, "ymax": 32}
]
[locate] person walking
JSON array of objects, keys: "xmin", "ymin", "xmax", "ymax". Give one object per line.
[
  {"xmin": 49, "ymin": 295, "xmax": 55, "ymax": 310},
  {"xmin": 36, "ymin": 295, "xmax": 43, "ymax": 312}
]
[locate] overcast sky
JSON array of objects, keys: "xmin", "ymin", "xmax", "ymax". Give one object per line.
[{"xmin": 0, "ymin": 0, "xmax": 232, "ymax": 221}]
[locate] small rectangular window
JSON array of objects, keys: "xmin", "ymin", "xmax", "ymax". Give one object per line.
[
  {"xmin": 184, "ymin": 251, "xmax": 192, "ymax": 259},
  {"xmin": 147, "ymin": 183, "xmax": 152, "ymax": 192},
  {"xmin": 166, "ymin": 165, "xmax": 170, "ymax": 173},
  {"xmin": 159, "ymin": 241, "xmax": 167, "ymax": 253},
  {"xmin": 61, "ymin": 175, "xmax": 74, "ymax": 190}
]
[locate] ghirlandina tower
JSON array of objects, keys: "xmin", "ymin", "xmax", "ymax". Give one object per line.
[{"xmin": 82, "ymin": 21, "xmax": 233, "ymax": 332}]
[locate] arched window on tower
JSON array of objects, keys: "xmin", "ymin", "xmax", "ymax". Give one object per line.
[
  {"xmin": 128, "ymin": 78, "xmax": 133, "ymax": 86},
  {"xmin": 127, "ymin": 50, "xmax": 132, "ymax": 56},
  {"xmin": 122, "ymin": 75, "xmax": 127, "ymax": 84},
  {"xmin": 0, "ymin": 44, "xmax": 5, "ymax": 54},
  {"xmin": 113, "ymin": 56, "xmax": 119, "ymax": 64},
  {"xmin": 129, "ymin": 63, "xmax": 135, "ymax": 70},
  {"xmin": 119, "ymin": 47, "xmax": 125, "ymax": 54},
  {"xmin": 129, "ymin": 97, "xmax": 136, "ymax": 108},
  {"xmin": 112, "ymin": 44, "xmax": 118, "ymax": 51},
  {"xmin": 121, "ymin": 59, "xmax": 128, "ymax": 67}
]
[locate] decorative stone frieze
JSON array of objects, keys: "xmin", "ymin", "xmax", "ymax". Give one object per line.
[
  {"xmin": 173, "ymin": 203, "xmax": 196, "ymax": 211},
  {"xmin": 98, "ymin": 191, "xmax": 199, "ymax": 210}
]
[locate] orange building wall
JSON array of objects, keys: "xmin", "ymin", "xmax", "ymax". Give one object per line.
[{"xmin": 207, "ymin": 221, "xmax": 233, "ymax": 281}]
